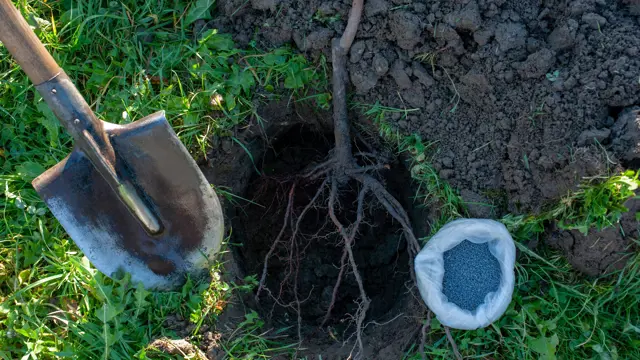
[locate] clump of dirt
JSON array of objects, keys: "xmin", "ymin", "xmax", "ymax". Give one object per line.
[
  {"xmin": 149, "ymin": 338, "xmax": 207, "ymax": 358},
  {"xmin": 232, "ymin": 124, "xmax": 412, "ymax": 329},
  {"xmin": 209, "ymin": 0, "xmax": 640, "ymax": 278},
  {"xmin": 610, "ymin": 106, "xmax": 640, "ymax": 168},
  {"xmin": 547, "ymin": 198, "xmax": 639, "ymax": 277}
]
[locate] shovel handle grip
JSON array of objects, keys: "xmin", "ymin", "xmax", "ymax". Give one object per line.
[{"xmin": 0, "ymin": 0, "xmax": 61, "ymax": 85}]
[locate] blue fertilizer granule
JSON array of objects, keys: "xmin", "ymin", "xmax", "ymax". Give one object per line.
[{"xmin": 442, "ymin": 240, "xmax": 502, "ymax": 311}]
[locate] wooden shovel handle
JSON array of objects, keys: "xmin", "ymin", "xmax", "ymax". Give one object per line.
[{"xmin": 0, "ymin": 0, "xmax": 61, "ymax": 85}]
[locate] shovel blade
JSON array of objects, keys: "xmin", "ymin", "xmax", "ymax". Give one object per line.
[{"xmin": 33, "ymin": 111, "xmax": 224, "ymax": 289}]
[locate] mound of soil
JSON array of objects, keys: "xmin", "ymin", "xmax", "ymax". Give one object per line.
[
  {"xmin": 209, "ymin": 0, "xmax": 640, "ymax": 278},
  {"xmin": 548, "ymin": 197, "xmax": 640, "ymax": 276}
]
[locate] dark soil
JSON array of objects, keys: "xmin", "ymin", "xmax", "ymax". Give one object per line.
[
  {"xmin": 232, "ymin": 124, "xmax": 412, "ymax": 329},
  {"xmin": 208, "ymin": 0, "xmax": 640, "ymax": 279},
  {"xmin": 204, "ymin": 102, "xmax": 428, "ymax": 358}
]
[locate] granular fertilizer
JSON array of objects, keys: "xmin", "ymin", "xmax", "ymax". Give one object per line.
[{"xmin": 442, "ymin": 240, "xmax": 502, "ymax": 311}]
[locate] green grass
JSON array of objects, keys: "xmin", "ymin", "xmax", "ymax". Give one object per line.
[
  {"xmin": 500, "ymin": 171, "xmax": 639, "ymax": 243},
  {"xmin": 404, "ymin": 247, "xmax": 640, "ymax": 359},
  {"xmin": 1, "ymin": 0, "xmax": 329, "ymax": 162},
  {"xmin": 365, "ymin": 106, "xmax": 640, "ymax": 360},
  {"xmin": 220, "ymin": 311, "xmax": 297, "ymax": 358}
]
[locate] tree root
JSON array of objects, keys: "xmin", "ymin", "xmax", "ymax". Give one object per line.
[
  {"xmin": 255, "ymin": 182, "xmax": 296, "ymax": 301},
  {"xmin": 254, "ymin": 0, "xmax": 426, "ymax": 358},
  {"xmin": 419, "ymin": 311, "xmax": 433, "ymax": 360},
  {"xmin": 445, "ymin": 326, "xmax": 463, "ymax": 360}
]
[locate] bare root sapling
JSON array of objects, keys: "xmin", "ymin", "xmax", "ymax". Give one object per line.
[{"xmin": 255, "ymin": 0, "xmax": 426, "ymax": 357}]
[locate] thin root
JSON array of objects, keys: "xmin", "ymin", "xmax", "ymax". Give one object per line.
[
  {"xmin": 321, "ymin": 246, "xmax": 347, "ymax": 327},
  {"xmin": 256, "ymin": 182, "xmax": 296, "ymax": 301},
  {"xmin": 420, "ymin": 311, "xmax": 433, "ymax": 360},
  {"xmin": 445, "ymin": 326, "xmax": 462, "ymax": 360}
]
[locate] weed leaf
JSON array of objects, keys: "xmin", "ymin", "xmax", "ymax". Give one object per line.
[
  {"xmin": 201, "ymin": 30, "xmax": 235, "ymax": 51},
  {"xmin": 15, "ymin": 161, "xmax": 46, "ymax": 182},
  {"xmin": 134, "ymin": 283, "xmax": 150, "ymax": 311},
  {"xmin": 36, "ymin": 102, "xmax": 60, "ymax": 146},
  {"xmin": 546, "ymin": 70, "xmax": 560, "ymax": 82},
  {"xmin": 264, "ymin": 53, "xmax": 286, "ymax": 66},
  {"xmin": 529, "ymin": 334, "xmax": 559, "ymax": 360},
  {"xmin": 184, "ymin": 0, "xmax": 215, "ymax": 26},
  {"xmin": 95, "ymin": 303, "xmax": 121, "ymax": 323},
  {"xmin": 284, "ymin": 62, "xmax": 306, "ymax": 89},
  {"xmin": 229, "ymin": 66, "xmax": 255, "ymax": 95},
  {"xmin": 224, "ymin": 93, "xmax": 237, "ymax": 111}
]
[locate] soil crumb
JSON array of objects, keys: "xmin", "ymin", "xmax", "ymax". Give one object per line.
[{"xmin": 149, "ymin": 338, "xmax": 207, "ymax": 358}]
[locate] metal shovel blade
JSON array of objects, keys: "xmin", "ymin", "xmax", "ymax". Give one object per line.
[{"xmin": 32, "ymin": 111, "xmax": 224, "ymax": 289}]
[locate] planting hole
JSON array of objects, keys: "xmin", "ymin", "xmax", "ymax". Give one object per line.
[{"xmin": 232, "ymin": 124, "xmax": 413, "ymax": 333}]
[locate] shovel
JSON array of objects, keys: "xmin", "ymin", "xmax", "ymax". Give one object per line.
[{"xmin": 0, "ymin": 0, "xmax": 224, "ymax": 289}]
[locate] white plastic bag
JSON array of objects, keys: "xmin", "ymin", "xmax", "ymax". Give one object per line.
[{"xmin": 414, "ymin": 219, "xmax": 516, "ymax": 330}]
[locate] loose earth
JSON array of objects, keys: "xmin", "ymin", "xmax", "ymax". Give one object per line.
[{"xmin": 212, "ymin": 0, "xmax": 640, "ymax": 277}]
